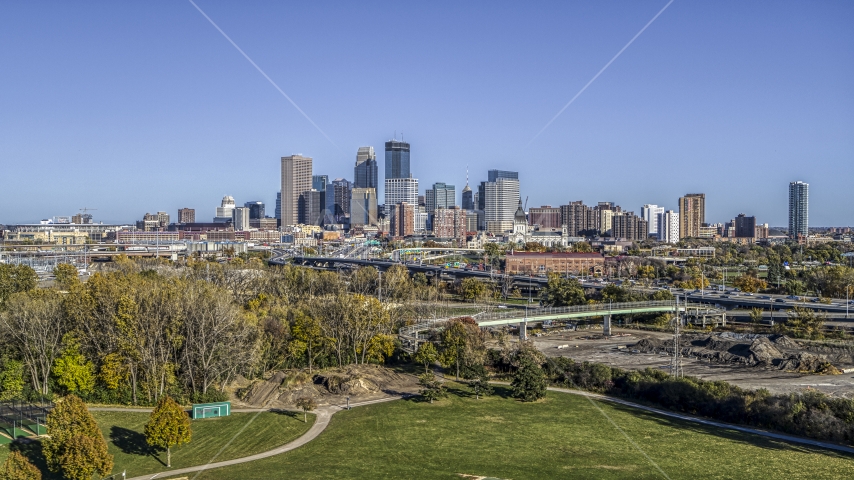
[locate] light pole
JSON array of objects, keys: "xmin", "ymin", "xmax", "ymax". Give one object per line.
[{"xmin": 847, "ymin": 284, "xmax": 851, "ymax": 320}]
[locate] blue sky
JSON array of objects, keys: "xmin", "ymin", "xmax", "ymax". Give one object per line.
[{"xmin": 1, "ymin": 1, "xmax": 852, "ymax": 226}]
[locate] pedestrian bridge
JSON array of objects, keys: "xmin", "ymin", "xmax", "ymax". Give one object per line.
[{"xmin": 399, "ymin": 300, "xmax": 726, "ymax": 351}]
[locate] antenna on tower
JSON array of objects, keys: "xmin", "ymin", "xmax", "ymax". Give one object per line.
[{"xmin": 465, "ymin": 166, "xmax": 469, "ymax": 187}]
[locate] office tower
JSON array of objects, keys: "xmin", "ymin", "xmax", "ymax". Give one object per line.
[
  {"xmin": 734, "ymin": 213, "xmax": 756, "ymax": 238},
  {"xmin": 325, "ymin": 178, "xmax": 352, "ymax": 223},
  {"xmin": 384, "ymin": 177, "xmax": 419, "ymax": 210},
  {"xmin": 350, "ymin": 188, "xmax": 378, "ymax": 227},
  {"xmin": 275, "ymin": 191, "xmax": 281, "ymax": 224},
  {"xmin": 233, "ymin": 207, "xmax": 251, "ymax": 231},
  {"xmin": 384, "ymin": 140, "xmax": 410, "ymax": 179},
  {"xmin": 414, "ymin": 206, "xmax": 428, "ymax": 234},
  {"xmin": 466, "ymin": 211, "xmax": 479, "ymax": 232},
  {"xmin": 354, "ymin": 147, "xmax": 378, "ymax": 189},
  {"xmin": 483, "ymin": 175, "xmax": 520, "ymax": 233},
  {"xmin": 390, "ymin": 202, "xmax": 415, "ymax": 237},
  {"xmin": 312, "ymin": 175, "xmax": 328, "ymax": 192},
  {"xmin": 658, "ymin": 210, "xmax": 679, "ymax": 244},
  {"xmin": 612, "ymin": 212, "xmax": 648, "ymax": 241},
  {"xmin": 641, "ymin": 204, "xmax": 664, "ymax": 237},
  {"xmin": 488, "ymin": 169, "xmax": 518, "ymax": 182},
  {"xmin": 462, "ymin": 185, "xmax": 473, "ymax": 210},
  {"xmin": 678, "ymin": 193, "xmax": 705, "ymax": 239},
  {"xmin": 178, "ymin": 208, "xmax": 195, "ymax": 224},
  {"xmin": 244, "ymin": 201, "xmax": 265, "ymax": 220},
  {"xmin": 281, "ymin": 155, "xmax": 312, "ymax": 226},
  {"xmin": 425, "ymin": 182, "xmax": 456, "ymax": 213},
  {"xmin": 529, "ymin": 206, "xmax": 561, "ymax": 229},
  {"xmin": 477, "ymin": 181, "xmax": 486, "ymax": 210},
  {"xmin": 299, "ymin": 190, "xmax": 323, "ymax": 226},
  {"xmin": 215, "ymin": 195, "xmax": 236, "ymax": 222},
  {"xmin": 789, "ymin": 181, "xmax": 809, "ymax": 238}
]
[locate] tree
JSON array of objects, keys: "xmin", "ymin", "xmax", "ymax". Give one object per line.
[
  {"xmin": 43, "ymin": 395, "xmax": 113, "ymax": 479},
  {"xmin": 459, "ymin": 277, "xmax": 486, "ymax": 302},
  {"xmin": 470, "ymin": 374, "xmax": 493, "ymax": 400},
  {"xmin": 1, "ymin": 450, "xmax": 41, "ymax": 480},
  {"xmin": 733, "ymin": 275, "xmax": 767, "ymax": 293},
  {"xmin": 0, "ymin": 264, "xmax": 38, "ymax": 306},
  {"xmin": 52, "ymin": 340, "xmax": 96, "ymax": 395},
  {"xmin": 53, "ymin": 263, "xmax": 79, "ymax": 290},
  {"xmin": 295, "ymin": 397, "xmax": 317, "ymax": 423},
  {"xmin": 145, "ymin": 395, "xmax": 192, "ymax": 468},
  {"xmin": 418, "ymin": 372, "xmax": 445, "ymax": 404},
  {"xmin": 58, "ymin": 435, "xmax": 113, "ymax": 480},
  {"xmin": 0, "ymin": 360, "xmax": 25, "ymax": 401},
  {"xmin": 511, "ymin": 356, "xmax": 547, "ymax": 402},
  {"xmin": 291, "ymin": 310, "xmax": 324, "ymax": 373},
  {"xmin": 540, "ymin": 273, "xmax": 586, "ymax": 307},
  {"xmin": 572, "ymin": 241, "xmax": 593, "ymax": 253},
  {"xmin": 440, "ymin": 320, "xmax": 469, "ymax": 380},
  {"xmin": 414, "ymin": 342, "xmax": 438, "ymax": 374},
  {"xmin": 775, "ymin": 307, "xmax": 825, "ymax": 340}
]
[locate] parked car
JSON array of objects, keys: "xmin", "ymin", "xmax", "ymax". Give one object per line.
[{"xmin": 775, "ymin": 299, "xmax": 786, "ymax": 303}]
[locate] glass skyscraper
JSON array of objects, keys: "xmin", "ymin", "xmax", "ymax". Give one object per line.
[
  {"xmin": 354, "ymin": 147, "xmax": 378, "ymax": 189},
  {"xmin": 488, "ymin": 169, "xmax": 518, "ymax": 182},
  {"xmin": 788, "ymin": 180, "xmax": 809, "ymax": 238},
  {"xmin": 385, "ymin": 140, "xmax": 410, "ymax": 179}
]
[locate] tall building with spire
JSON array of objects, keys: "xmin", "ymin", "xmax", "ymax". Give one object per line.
[
  {"xmin": 462, "ymin": 167, "xmax": 474, "ymax": 210},
  {"xmin": 384, "ymin": 140, "xmax": 410, "ymax": 180}
]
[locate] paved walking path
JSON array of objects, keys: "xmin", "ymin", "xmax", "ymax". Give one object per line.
[{"xmin": 123, "ymin": 396, "xmax": 407, "ymax": 480}]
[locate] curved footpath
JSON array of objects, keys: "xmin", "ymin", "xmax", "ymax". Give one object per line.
[{"xmin": 104, "ymin": 384, "xmax": 854, "ymax": 479}]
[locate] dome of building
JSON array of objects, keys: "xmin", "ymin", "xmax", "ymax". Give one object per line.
[
  {"xmin": 514, "ymin": 199, "xmax": 526, "ymax": 223},
  {"xmin": 221, "ymin": 195, "xmax": 235, "ymax": 207}
]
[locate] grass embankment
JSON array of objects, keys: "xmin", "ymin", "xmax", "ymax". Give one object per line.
[
  {"xmin": 0, "ymin": 410, "xmax": 313, "ymax": 478},
  {"xmin": 192, "ymin": 385, "xmax": 854, "ymax": 480}
]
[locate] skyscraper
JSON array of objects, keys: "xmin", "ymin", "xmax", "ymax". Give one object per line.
[
  {"xmin": 178, "ymin": 208, "xmax": 195, "ymax": 224},
  {"xmin": 281, "ymin": 155, "xmax": 312, "ymax": 226},
  {"xmin": 233, "ymin": 207, "xmax": 250, "ymax": 231},
  {"xmin": 425, "ymin": 182, "xmax": 456, "ymax": 212},
  {"xmin": 484, "ymin": 176, "xmax": 520, "ymax": 233},
  {"xmin": 789, "ymin": 181, "xmax": 809, "ymax": 238},
  {"xmin": 244, "ymin": 201, "xmax": 265, "ymax": 220},
  {"xmin": 215, "ymin": 195, "xmax": 236, "ymax": 223},
  {"xmin": 488, "ymin": 170, "xmax": 518, "ymax": 182},
  {"xmin": 384, "ymin": 177, "xmax": 419, "ymax": 207},
  {"xmin": 384, "ymin": 140, "xmax": 410, "ymax": 179},
  {"xmin": 326, "ymin": 178, "xmax": 352, "ymax": 224},
  {"xmin": 734, "ymin": 214, "xmax": 756, "ymax": 238},
  {"xmin": 462, "ymin": 184, "xmax": 473, "ymax": 210},
  {"xmin": 350, "ymin": 188, "xmax": 378, "ymax": 227},
  {"xmin": 678, "ymin": 193, "xmax": 705, "ymax": 239},
  {"xmin": 354, "ymin": 147, "xmax": 378, "ymax": 189},
  {"xmin": 300, "ymin": 190, "xmax": 323, "ymax": 226},
  {"xmin": 641, "ymin": 204, "xmax": 664, "ymax": 237},
  {"xmin": 275, "ymin": 191, "xmax": 281, "ymax": 225},
  {"xmin": 312, "ymin": 175, "xmax": 328, "ymax": 221}
]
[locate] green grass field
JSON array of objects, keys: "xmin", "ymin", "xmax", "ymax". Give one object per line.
[
  {"xmin": 0, "ymin": 410, "xmax": 313, "ymax": 478},
  {"xmin": 189, "ymin": 385, "xmax": 854, "ymax": 480}
]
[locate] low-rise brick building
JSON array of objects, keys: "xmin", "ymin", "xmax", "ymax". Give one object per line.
[{"xmin": 505, "ymin": 252, "xmax": 604, "ymax": 275}]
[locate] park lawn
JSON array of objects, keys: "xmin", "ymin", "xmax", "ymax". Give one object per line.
[
  {"xmin": 0, "ymin": 410, "xmax": 313, "ymax": 479},
  {"xmin": 192, "ymin": 385, "xmax": 854, "ymax": 480}
]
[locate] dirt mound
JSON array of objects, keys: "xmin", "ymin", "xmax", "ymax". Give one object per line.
[
  {"xmin": 238, "ymin": 364, "xmax": 419, "ymax": 408},
  {"xmin": 630, "ymin": 333, "xmax": 843, "ymax": 374}
]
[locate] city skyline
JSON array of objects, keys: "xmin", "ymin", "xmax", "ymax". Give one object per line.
[{"xmin": 1, "ymin": 2, "xmax": 852, "ymax": 225}]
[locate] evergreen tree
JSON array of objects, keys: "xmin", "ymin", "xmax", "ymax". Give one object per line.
[
  {"xmin": 43, "ymin": 394, "xmax": 113, "ymax": 479},
  {"xmin": 418, "ymin": 372, "xmax": 446, "ymax": 404},
  {"xmin": 1, "ymin": 450, "xmax": 41, "ymax": 480},
  {"xmin": 511, "ymin": 356, "xmax": 547, "ymax": 402},
  {"xmin": 470, "ymin": 374, "xmax": 493, "ymax": 400},
  {"xmin": 145, "ymin": 395, "xmax": 192, "ymax": 468}
]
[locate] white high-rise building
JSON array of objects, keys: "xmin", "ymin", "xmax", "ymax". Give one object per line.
[
  {"xmin": 215, "ymin": 195, "xmax": 236, "ymax": 222},
  {"xmin": 641, "ymin": 204, "xmax": 665, "ymax": 237},
  {"xmin": 384, "ymin": 177, "xmax": 419, "ymax": 209},
  {"xmin": 657, "ymin": 210, "xmax": 680, "ymax": 244},
  {"xmin": 484, "ymin": 177, "xmax": 520, "ymax": 233},
  {"xmin": 232, "ymin": 207, "xmax": 251, "ymax": 231}
]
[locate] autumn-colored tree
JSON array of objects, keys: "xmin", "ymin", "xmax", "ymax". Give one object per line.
[
  {"xmin": 52, "ymin": 263, "xmax": 79, "ymax": 290},
  {"xmin": 52, "ymin": 339, "xmax": 95, "ymax": 394},
  {"xmin": 1, "ymin": 450, "xmax": 41, "ymax": 480},
  {"xmin": 43, "ymin": 395, "xmax": 113, "ymax": 479},
  {"xmin": 733, "ymin": 275, "xmax": 767, "ymax": 293},
  {"xmin": 414, "ymin": 342, "xmax": 438, "ymax": 374},
  {"xmin": 295, "ymin": 397, "xmax": 317, "ymax": 423},
  {"xmin": 0, "ymin": 360, "xmax": 25, "ymax": 401},
  {"xmin": 144, "ymin": 395, "xmax": 192, "ymax": 468}
]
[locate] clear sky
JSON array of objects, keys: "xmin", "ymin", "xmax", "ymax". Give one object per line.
[{"xmin": 1, "ymin": 1, "xmax": 852, "ymax": 226}]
